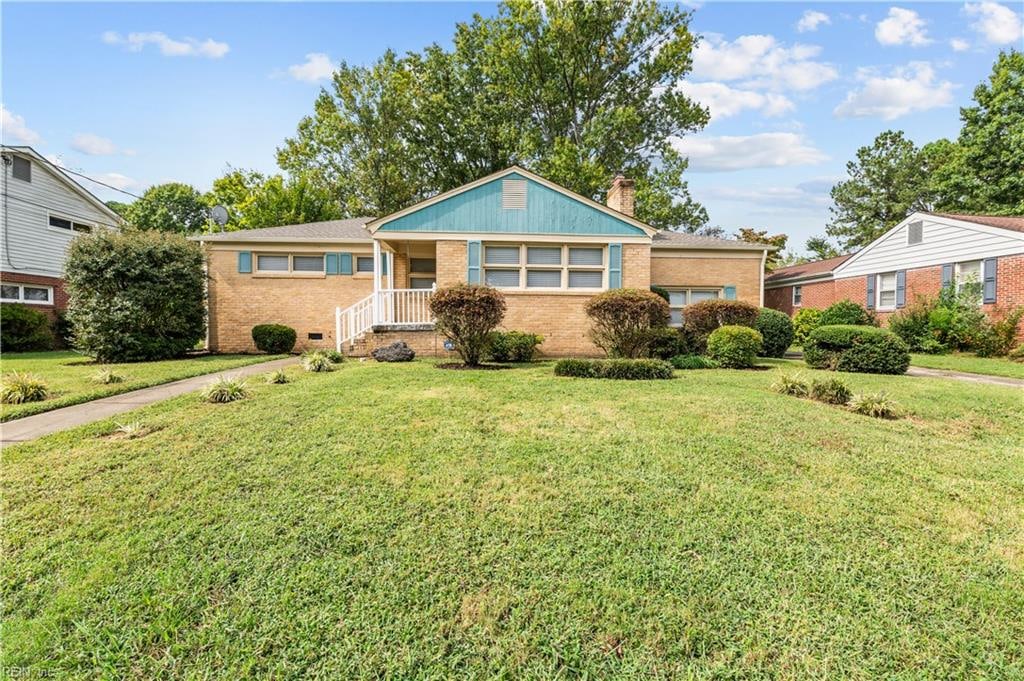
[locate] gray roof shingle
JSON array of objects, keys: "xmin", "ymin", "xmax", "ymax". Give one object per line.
[
  {"xmin": 194, "ymin": 218, "xmax": 374, "ymax": 242},
  {"xmin": 652, "ymin": 230, "xmax": 771, "ymax": 250}
]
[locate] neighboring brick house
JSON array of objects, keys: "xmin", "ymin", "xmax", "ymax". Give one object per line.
[
  {"xmin": 198, "ymin": 166, "xmax": 770, "ymax": 356},
  {"xmin": 765, "ymin": 212, "xmax": 1024, "ymax": 328},
  {"xmin": 1, "ymin": 146, "xmax": 122, "ymax": 319}
]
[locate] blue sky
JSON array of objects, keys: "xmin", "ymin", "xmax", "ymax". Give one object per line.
[{"xmin": 3, "ymin": 1, "xmax": 1021, "ymax": 253}]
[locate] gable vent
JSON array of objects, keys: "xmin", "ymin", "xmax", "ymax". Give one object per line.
[
  {"xmin": 502, "ymin": 179, "xmax": 527, "ymax": 210},
  {"xmin": 907, "ymin": 220, "xmax": 923, "ymax": 245}
]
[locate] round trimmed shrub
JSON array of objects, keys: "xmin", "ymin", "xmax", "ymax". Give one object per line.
[
  {"xmin": 65, "ymin": 230, "xmax": 205, "ymax": 362},
  {"xmin": 429, "ymin": 284, "xmax": 507, "ymax": 366},
  {"xmin": 585, "ymin": 289, "xmax": 669, "ymax": 358},
  {"xmin": 644, "ymin": 326, "xmax": 691, "ymax": 360},
  {"xmin": 792, "ymin": 308, "xmax": 822, "ymax": 346},
  {"xmin": 804, "ymin": 325, "xmax": 910, "ymax": 375},
  {"xmin": 706, "ymin": 325, "xmax": 763, "ymax": 368},
  {"xmin": 755, "ymin": 308, "xmax": 794, "ymax": 358},
  {"xmin": 682, "ymin": 299, "xmax": 759, "ymax": 352},
  {"xmin": 487, "ymin": 331, "xmax": 543, "ymax": 362},
  {"xmin": 819, "ymin": 300, "xmax": 877, "ymax": 327},
  {"xmin": 251, "ymin": 324, "xmax": 297, "ymax": 354},
  {"xmin": 0, "ymin": 303, "xmax": 54, "ymax": 352}
]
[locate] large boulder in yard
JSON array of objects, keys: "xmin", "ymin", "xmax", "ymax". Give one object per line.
[{"xmin": 371, "ymin": 341, "xmax": 416, "ymax": 362}]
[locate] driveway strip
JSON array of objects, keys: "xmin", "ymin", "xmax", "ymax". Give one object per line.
[{"xmin": 1, "ymin": 356, "xmax": 299, "ymax": 445}]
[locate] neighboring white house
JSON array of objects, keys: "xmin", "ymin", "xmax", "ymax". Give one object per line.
[{"xmin": 1, "ymin": 145, "xmax": 122, "ymax": 315}]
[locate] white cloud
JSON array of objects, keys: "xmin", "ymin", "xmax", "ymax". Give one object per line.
[
  {"xmin": 950, "ymin": 38, "xmax": 971, "ymax": 51},
  {"xmin": 834, "ymin": 62, "xmax": 955, "ymax": 120},
  {"xmin": 70, "ymin": 132, "xmax": 134, "ymax": 156},
  {"xmin": 92, "ymin": 173, "xmax": 139, "ymax": 191},
  {"xmin": 287, "ymin": 53, "xmax": 335, "ymax": 83},
  {"xmin": 102, "ymin": 31, "xmax": 229, "ymax": 58},
  {"xmin": 796, "ymin": 10, "xmax": 831, "ymax": 33},
  {"xmin": 875, "ymin": 7, "xmax": 932, "ymax": 46},
  {"xmin": 670, "ymin": 132, "xmax": 827, "ymax": 172},
  {"xmin": 676, "ymin": 81, "xmax": 794, "ymax": 120},
  {"xmin": 692, "ymin": 34, "xmax": 838, "ymax": 91},
  {"xmin": 703, "ymin": 181, "xmax": 835, "ymax": 211},
  {"xmin": 1, "ymin": 106, "xmax": 41, "ymax": 145},
  {"xmin": 964, "ymin": 2, "xmax": 1024, "ymax": 44}
]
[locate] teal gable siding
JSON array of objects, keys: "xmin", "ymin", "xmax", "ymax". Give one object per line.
[{"xmin": 376, "ymin": 173, "xmax": 646, "ymax": 236}]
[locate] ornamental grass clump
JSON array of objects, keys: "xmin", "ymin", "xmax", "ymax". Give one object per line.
[
  {"xmin": 810, "ymin": 377, "xmax": 852, "ymax": 405},
  {"xmin": 0, "ymin": 372, "xmax": 49, "ymax": 404},
  {"xmin": 265, "ymin": 369, "xmax": 289, "ymax": 384},
  {"xmin": 772, "ymin": 372, "xmax": 809, "ymax": 397},
  {"xmin": 302, "ymin": 351, "xmax": 335, "ymax": 372},
  {"xmin": 850, "ymin": 392, "xmax": 902, "ymax": 419},
  {"xmin": 92, "ymin": 368, "xmax": 125, "ymax": 385},
  {"xmin": 429, "ymin": 284, "xmax": 507, "ymax": 366},
  {"xmin": 202, "ymin": 376, "xmax": 249, "ymax": 403}
]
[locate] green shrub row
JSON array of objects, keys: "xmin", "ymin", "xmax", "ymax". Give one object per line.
[
  {"xmin": 554, "ymin": 358, "xmax": 674, "ymax": 380},
  {"xmin": 804, "ymin": 325, "xmax": 910, "ymax": 375},
  {"xmin": 487, "ymin": 331, "xmax": 543, "ymax": 362}
]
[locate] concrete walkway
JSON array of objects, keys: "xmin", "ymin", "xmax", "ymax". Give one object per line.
[{"xmin": 1, "ymin": 356, "xmax": 298, "ymax": 446}]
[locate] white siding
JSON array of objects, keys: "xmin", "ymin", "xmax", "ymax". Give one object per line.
[
  {"xmin": 1, "ymin": 153, "xmax": 118, "ymax": 278},
  {"xmin": 836, "ymin": 215, "xmax": 1024, "ymax": 279}
]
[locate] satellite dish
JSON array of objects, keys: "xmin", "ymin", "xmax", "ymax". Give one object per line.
[{"xmin": 210, "ymin": 205, "xmax": 229, "ymax": 231}]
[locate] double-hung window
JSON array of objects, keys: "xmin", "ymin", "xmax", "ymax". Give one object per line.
[
  {"xmin": 483, "ymin": 244, "xmax": 606, "ymax": 290},
  {"xmin": 876, "ymin": 272, "xmax": 897, "ymax": 309},
  {"xmin": 255, "ymin": 253, "xmax": 325, "ymax": 274},
  {"xmin": 1, "ymin": 283, "xmax": 53, "ymax": 305},
  {"xmin": 664, "ymin": 288, "xmax": 721, "ymax": 326},
  {"xmin": 792, "ymin": 285, "xmax": 803, "ymax": 307},
  {"xmin": 955, "ymin": 260, "xmax": 982, "ymax": 298}
]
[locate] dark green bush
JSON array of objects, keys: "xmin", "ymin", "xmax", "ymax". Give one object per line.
[
  {"xmin": 487, "ymin": 331, "xmax": 543, "ymax": 362},
  {"xmin": 0, "ymin": 303, "xmax": 54, "ymax": 352},
  {"xmin": 804, "ymin": 325, "xmax": 910, "ymax": 375},
  {"xmin": 585, "ymin": 289, "xmax": 669, "ymax": 358},
  {"xmin": 887, "ymin": 298, "xmax": 933, "ymax": 351},
  {"xmin": 810, "ymin": 377, "xmax": 852, "ymax": 405},
  {"xmin": 819, "ymin": 300, "xmax": 877, "ymax": 327},
  {"xmin": 251, "ymin": 324, "xmax": 297, "ymax": 354},
  {"xmin": 1008, "ymin": 344, "xmax": 1024, "ymax": 362},
  {"xmin": 649, "ymin": 285, "xmax": 670, "ymax": 303},
  {"xmin": 644, "ymin": 326, "xmax": 691, "ymax": 360},
  {"xmin": 554, "ymin": 358, "xmax": 674, "ymax": 380},
  {"xmin": 53, "ymin": 310, "xmax": 74, "ymax": 348},
  {"xmin": 430, "ymin": 284, "xmax": 507, "ymax": 366},
  {"xmin": 682, "ymin": 299, "xmax": 759, "ymax": 352},
  {"xmin": 755, "ymin": 308, "xmax": 794, "ymax": 357},
  {"xmin": 792, "ymin": 308, "xmax": 822, "ymax": 346},
  {"xmin": 973, "ymin": 307, "xmax": 1024, "ymax": 357},
  {"xmin": 670, "ymin": 354, "xmax": 719, "ymax": 370},
  {"xmin": 706, "ymin": 325, "xmax": 763, "ymax": 369},
  {"xmin": 65, "ymin": 230, "xmax": 205, "ymax": 362}
]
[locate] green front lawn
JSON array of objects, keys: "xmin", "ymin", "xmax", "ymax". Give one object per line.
[
  {"xmin": 911, "ymin": 351, "xmax": 1024, "ymax": 380},
  {"xmin": 3, "ymin": 361, "xmax": 1023, "ymax": 678},
  {"xmin": 1, "ymin": 351, "xmax": 284, "ymax": 421}
]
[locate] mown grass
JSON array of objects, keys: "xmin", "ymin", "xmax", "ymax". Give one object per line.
[
  {"xmin": 0, "ymin": 351, "xmax": 284, "ymax": 421},
  {"xmin": 911, "ymin": 351, "xmax": 1024, "ymax": 380},
  {"xmin": 3, "ymin": 361, "xmax": 1023, "ymax": 678}
]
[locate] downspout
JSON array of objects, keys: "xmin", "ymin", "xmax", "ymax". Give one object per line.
[{"xmin": 372, "ymin": 239, "xmax": 381, "ymax": 325}]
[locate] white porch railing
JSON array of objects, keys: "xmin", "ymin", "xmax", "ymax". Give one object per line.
[{"xmin": 336, "ymin": 287, "xmax": 436, "ymax": 351}]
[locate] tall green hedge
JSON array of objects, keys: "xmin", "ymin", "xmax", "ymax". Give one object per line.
[{"xmin": 65, "ymin": 230, "xmax": 206, "ymax": 362}]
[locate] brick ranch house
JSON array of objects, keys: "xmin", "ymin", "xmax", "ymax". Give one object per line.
[
  {"xmin": 197, "ymin": 167, "xmax": 771, "ymax": 357},
  {"xmin": 765, "ymin": 212, "xmax": 1024, "ymax": 329}
]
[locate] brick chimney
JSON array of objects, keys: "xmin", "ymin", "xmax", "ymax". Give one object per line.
[{"xmin": 606, "ymin": 172, "xmax": 635, "ymax": 217}]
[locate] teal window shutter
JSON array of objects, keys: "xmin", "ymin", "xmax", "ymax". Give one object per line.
[
  {"xmin": 982, "ymin": 257, "xmax": 997, "ymax": 303},
  {"xmin": 723, "ymin": 285, "xmax": 736, "ymax": 300},
  {"xmin": 941, "ymin": 264, "xmax": 954, "ymax": 289},
  {"xmin": 340, "ymin": 253, "xmax": 353, "ymax": 275},
  {"xmin": 237, "ymin": 251, "xmax": 252, "ymax": 274},
  {"xmin": 382, "ymin": 254, "xmax": 389, "ymax": 275},
  {"xmin": 467, "ymin": 240, "xmax": 481, "ymax": 284},
  {"xmin": 608, "ymin": 243, "xmax": 622, "ymax": 289},
  {"xmin": 325, "ymin": 253, "xmax": 339, "ymax": 275}
]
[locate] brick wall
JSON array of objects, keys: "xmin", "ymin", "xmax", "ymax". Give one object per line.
[
  {"xmin": 650, "ymin": 251, "xmax": 762, "ymax": 306},
  {"xmin": 622, "ymin": 243, "xmax": 651, "ymax": 288},
  {"xmin": 0, "ymin": 272, "xmax": 67, "ymax": 319},
  {"xmin": 206, "ymin": 247, "xmax": 376, "ymax": 353}
]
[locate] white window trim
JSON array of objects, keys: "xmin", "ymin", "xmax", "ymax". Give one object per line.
[
  {"xmin": 954, "ymin": 260, "xmax": 984, "ymax": 303},
  {"xmin": 876, "ymin": 271, "xmax": 897, "ymax": 311},
  {"xmin": 254, "ymin": 252, "xmax": 326, "ymax": 277},
  {"xmin": 792, "ymin": 285, "xmax": 802, "ymax": 307},
  {"xmin": 482, "ymin": 243, "xmax": 607, "ymax": 291},
  {"xmin": 47, "ymin": 211, "xmax": 95, "ymax": 236},
  {"xmin": 1, "ymin": 283, "xmax": 54, "ymax": 305},
  {"xmin": 661, "ymin": 287, "xmax": 724, "ymax": 327}
]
